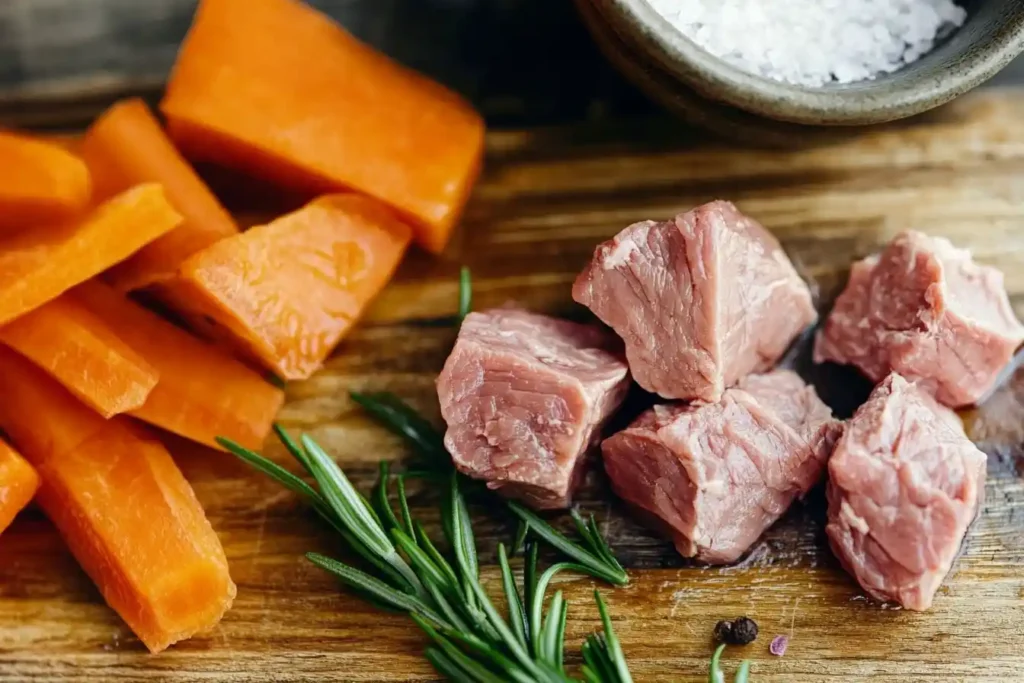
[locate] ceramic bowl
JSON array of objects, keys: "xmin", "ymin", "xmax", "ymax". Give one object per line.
[{"xmin": 577, "ymin": 0, "xmax": 1024, "ymax": 143}]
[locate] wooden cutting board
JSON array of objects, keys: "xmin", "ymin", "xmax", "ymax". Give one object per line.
[{"xmin": 4, "ymin": 90, "xmax": 1024, "ymax": 682}]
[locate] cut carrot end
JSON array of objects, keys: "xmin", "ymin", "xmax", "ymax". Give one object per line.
[
  {"xmin": 0, "ymin": 294, "xmax": 159, "ymax": 417},
  {"xmin": 0, "ymin": 347, "xmax": 235, "ymax": 653},
  {"xmin": 70, "ymin": 280, "xmax": 284, "ymax": 451},
  {"xmin": 81, "ymin": 98, "xmax": 239, "ymax": 291},
  {"xmin": 0, "ymin": 183, "xmax": 183, "ymax": 327},
  {"xmin": 161, "ymin": 0, "xmax": 483, "ymax": 253},
  {"xmin": 174, "ymin": 193, "xmax": 412, "ymax": 380},
  {"xmin": 0, "ymin": 441, "xmax": 40, "ymax": 536},
  {"xmin": 0, "ymin": 131, "xmax": 92, "ymax": 231}
]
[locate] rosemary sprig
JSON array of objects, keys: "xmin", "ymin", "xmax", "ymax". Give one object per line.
[{"xmin": 221, "ymin": 430, "xmax": 630, "ymax": 682}]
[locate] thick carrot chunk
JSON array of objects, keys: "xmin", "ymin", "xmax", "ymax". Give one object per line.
[
  {"xmin": 161, "ymin": 0, "xmax": 483, "ymax": 254},
  {"xmin": 0, "ymin": 347, "xmax": 236, "ymax": 653},
  {"xmin": 0, "ymin": 441, "xmax": 39, "ymax": 536},
  {"xmin": 175, "ymin": 194, "xmax": 411, "ymax": 380},
  {"xmin": 0, "ymin": 131, "xmax": 91, "ymax": 230},
  {"xmin": 0, "ymin": 294, "xmax": 159, "ymax": 417},
  {"xmin": 71, "ymin": 281, "xmax": 284, "ymax": 450},
  {"xmin": 80, "ymin": 99, "xmax": 239, "ymax": 290},
  {"xmin": 0, "ymin": 183, "xmax": 182, "ymax": 326}
]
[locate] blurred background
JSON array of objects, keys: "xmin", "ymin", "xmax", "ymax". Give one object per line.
[{"xmin": 5, "ymin": 0, "xmax": 1018, "ymax": 131}]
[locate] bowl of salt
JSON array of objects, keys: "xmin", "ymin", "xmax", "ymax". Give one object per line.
[{"xmin": 577, "ymin": 0, "xmax": 1024, "ymax": 144}]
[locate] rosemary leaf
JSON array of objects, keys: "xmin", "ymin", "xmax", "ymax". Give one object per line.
[
  {"xmin": 350, "ymin": 391, "xmax": 447, "ymax": 463},
  {"xmin": 553, "ymin": 595, "xmax": 569, "ymax": 671},
  {"xmin": 512, "ymin": 519, "xmax": 529, "ymax": 556},
  {"xmin": 306, "ymin": 552, "xmax": 449, "ymax": 629},
  {"xmin": 594, "ymin": 590, "xmax": 633, "ymax": 683},
  {"xmin": 423, "ymin": 647, "xmax": 482, "ymax": 683},
  {"xmin": 414, "ymin": 614, "xmax": 510, "ymax": 683},
  {"xmin": 581, "ymin": 634, "xmax": 617, "ymax": 683},
  {"xmin": 273, "ymin": 424, "xmax": 315, "ymax": 476},
  {"xmin": 392, "ymin": 527, "xmax": 452, "ymax": 593},
  {"xmin": 372, "ymin": 462, "xmax": 404, "ymax": 533},
  {"xmin": 710, "ymin": 644, "xmax": 726, "ymax": 683},
  {"xmin": 396, "ymin": 475, "xmax": 416, "ymax": 538},
  {"xmin": 507, "ymin": 502, "xmax": 628, "ymax": 586},
  {"xmin": 301, "ymin": 436, "xmax": 424, "ymax": 598},
  {"xmin": 540, "ymin": 590, "xmax": 565, "ymax": 667},
  {"xmin": 216, "ymin": 437, "xmax": 322, "ymax": 508},
  {"xmin": 734, "ymin": 660, "xmax": 752, "ymax": 683},
  {"xmin": 497, "ymin": 544, "xmax": 528, "ymax": 649},
  {"xmin": 458, "ymin": 266, "xmax": 472, "ymax": 322}
]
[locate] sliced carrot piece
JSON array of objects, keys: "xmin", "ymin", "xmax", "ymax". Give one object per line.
[
  {"xmin": 175, "ymin": 193, "xmax": 411, "ymax": 380},
  {"xmin": 0, "ymin": 183, "xmax": 182, "ymax": 326},
  {"xmin": 0, "ymin": 441, "xmax": 39, "ymax": 536},
  {"xmin": 0, "ymin": 131, "xmax": 91, "ymax": 230},
  {"xmin": 80, "ymin": 98, "xmax": 239, "ymax": 291},
  {"xmin": 0, "ymin": 294, "xmax": 159, "ymax": 417},
  {"xmin": 161, "ymin": 0, "xmax": 483, "ymax": 254},
  {"xmin": 70, "ymin": 281, "xmax": 284, "ymax": 450},
  {"xmin": 0, "ymin": 346, "xmax": 236, "ymax": 653}
]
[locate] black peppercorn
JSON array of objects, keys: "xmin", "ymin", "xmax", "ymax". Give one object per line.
[
  {"xmin": 730, "ymin": 617, "xmax": 758, "ymax": 645},
  {"xmin": 713, "ymin": 617, "xmax": 758, "ymax": 645}
]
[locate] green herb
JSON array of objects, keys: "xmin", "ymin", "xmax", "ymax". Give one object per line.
[
  {"xmin": 458, "ymin": 265, "xmax": 472, "ymax": 323},
  {"xmin": 221, "ymin": 429, "xmax": 633, "ymax": 682},
  {"xmin": 709, "ymin": 644, "xmax": 752, "ymax": 683}
]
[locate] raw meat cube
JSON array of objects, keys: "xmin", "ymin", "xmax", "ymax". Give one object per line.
[
  {"xmin": 826, "ymin": 373, "xmax": 986, "ymax": 611},
  {"xmin": 815, "ymin": 230, "xmax": 1024, "ymax": 408},
  {"xmin": 602, "ymin": 369, "xmax": 840, "ymax": 564},
  {"xmin": 573, "ymin": 200, "xmax": 817, "ymax": 402},
  {"xmin": 437, "ymin": 308, "xmax": 630, "ymax": 509}
]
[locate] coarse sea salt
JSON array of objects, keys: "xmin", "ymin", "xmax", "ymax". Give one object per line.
[{"xmin": 646, "ymin": 0, "xmax": 967, "ymax": 87}]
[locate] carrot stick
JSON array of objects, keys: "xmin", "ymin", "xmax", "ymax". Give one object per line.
[
  {"xmin": 70, "ymin": 281, "xmax": 284, "ymax": 450},
  {"xmin": 0, "ymin": 294, "xmax": 159, "ymax": 417},
  {"xmin": 80, "ymin": 98, "xmax": 239, "ymax": 291},
  {"xmin": 0, "ymin": 131, "xmax": 91, "ymax": 230},
  {"xmin": 0, "ymin": 441, "xmax": 39, "ymax": 536},
  {"xmin": 161, "ymin": 0, "xmax": 483, "ymax": 254},
  {"xmin": 174, "ymin": 193, "xmax": 411, "ymax": 379},
  {"xmin": 0, "ymin": 183, "xmax": 182, "ymax": 326},
  {"xmin": 0, "ymin": 346, "xmax": 236, "ymax": 653}
]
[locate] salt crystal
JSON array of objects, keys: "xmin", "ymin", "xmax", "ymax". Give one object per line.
[{"xmin": 646, "ymin": 0, "xmax": 967, "ymax": 87}]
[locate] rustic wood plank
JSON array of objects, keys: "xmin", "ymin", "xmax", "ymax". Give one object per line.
[{"xmin": 3, "ymin": 89, "xmax": 1024, "ymax": 681}]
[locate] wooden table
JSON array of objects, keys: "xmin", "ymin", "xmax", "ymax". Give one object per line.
[
  {"xmin": 3, "ymin": 89, "xmax": 1024, "ymax": 681},
  {"xmin": 3, "ymin": 3, "xmax": 1024, "ymax": 681}
]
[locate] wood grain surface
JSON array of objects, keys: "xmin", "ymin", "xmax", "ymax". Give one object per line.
[{"xmin": 5, "ymin": 90, "xmax": 1024, "ymax": 681}]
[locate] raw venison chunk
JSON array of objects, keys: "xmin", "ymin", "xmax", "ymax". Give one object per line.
[
  {"xmin": 602, "ymin": 369, "xmax": 840, "ymax": 564},
  {"xmin": 815, "ymin": 230, "xmax": 1024, "ymax": 408},
  {"xmin": 437, "ymin": 308, "xmax": 630, "ymax": 509},
  {"xmin": 573, "ymin": 200, "xmax": 816, "ymax": 402},
  {"xmin": 826, "ymin": 373, "xmax": 986, "ymax": 611}
]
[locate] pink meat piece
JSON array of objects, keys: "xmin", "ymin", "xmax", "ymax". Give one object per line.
[
  {"xmin": 826, "ymin": 373, "xmax": 986, "ymax": 611},
  {"xmin": 573, "ymin": 200, "xmax": 817, "ymax": 402},
  {"xmin": 437, "ymin": 308, "xmax": 630, "ymax": 509},
  {"xmin": 602, "ymin": 369, "xmax": 840, "ymax": 564},
  {"xmin": 815, "ymin": 230, "xmax": 1024, "ymax": 408}
]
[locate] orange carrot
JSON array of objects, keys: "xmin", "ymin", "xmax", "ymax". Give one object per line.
[
  {"xmin": 0, "ymin": 441, "xmax": 39, "ymax": 536},
  {"xmin": 161, "ymin": 0, "xmax": 484, "ymax": 254},
  {"xmin": 175, "ymin": 194, "xmax": 411, "ymax": 379},
  {"xmin": 80, "ymin": 98, "xmax": 239, "ymax": 291},
  {"xmin": 70, "ymin": 281, "xmax": 284, "ymax": 450},
  {"xmin": 0, "ymin": 294, "xmax": 159, "ymax": 417},
  {"xmin": 0, "ymin": 131, "xmax": 91, "ymax": 230},
  {"xmin": 0, "ymin": 346, "xmax": 236, "ymax": 653},
  {"xmin": 0, "ymin": 183, "xmax": 182, "ymax": 326}
]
